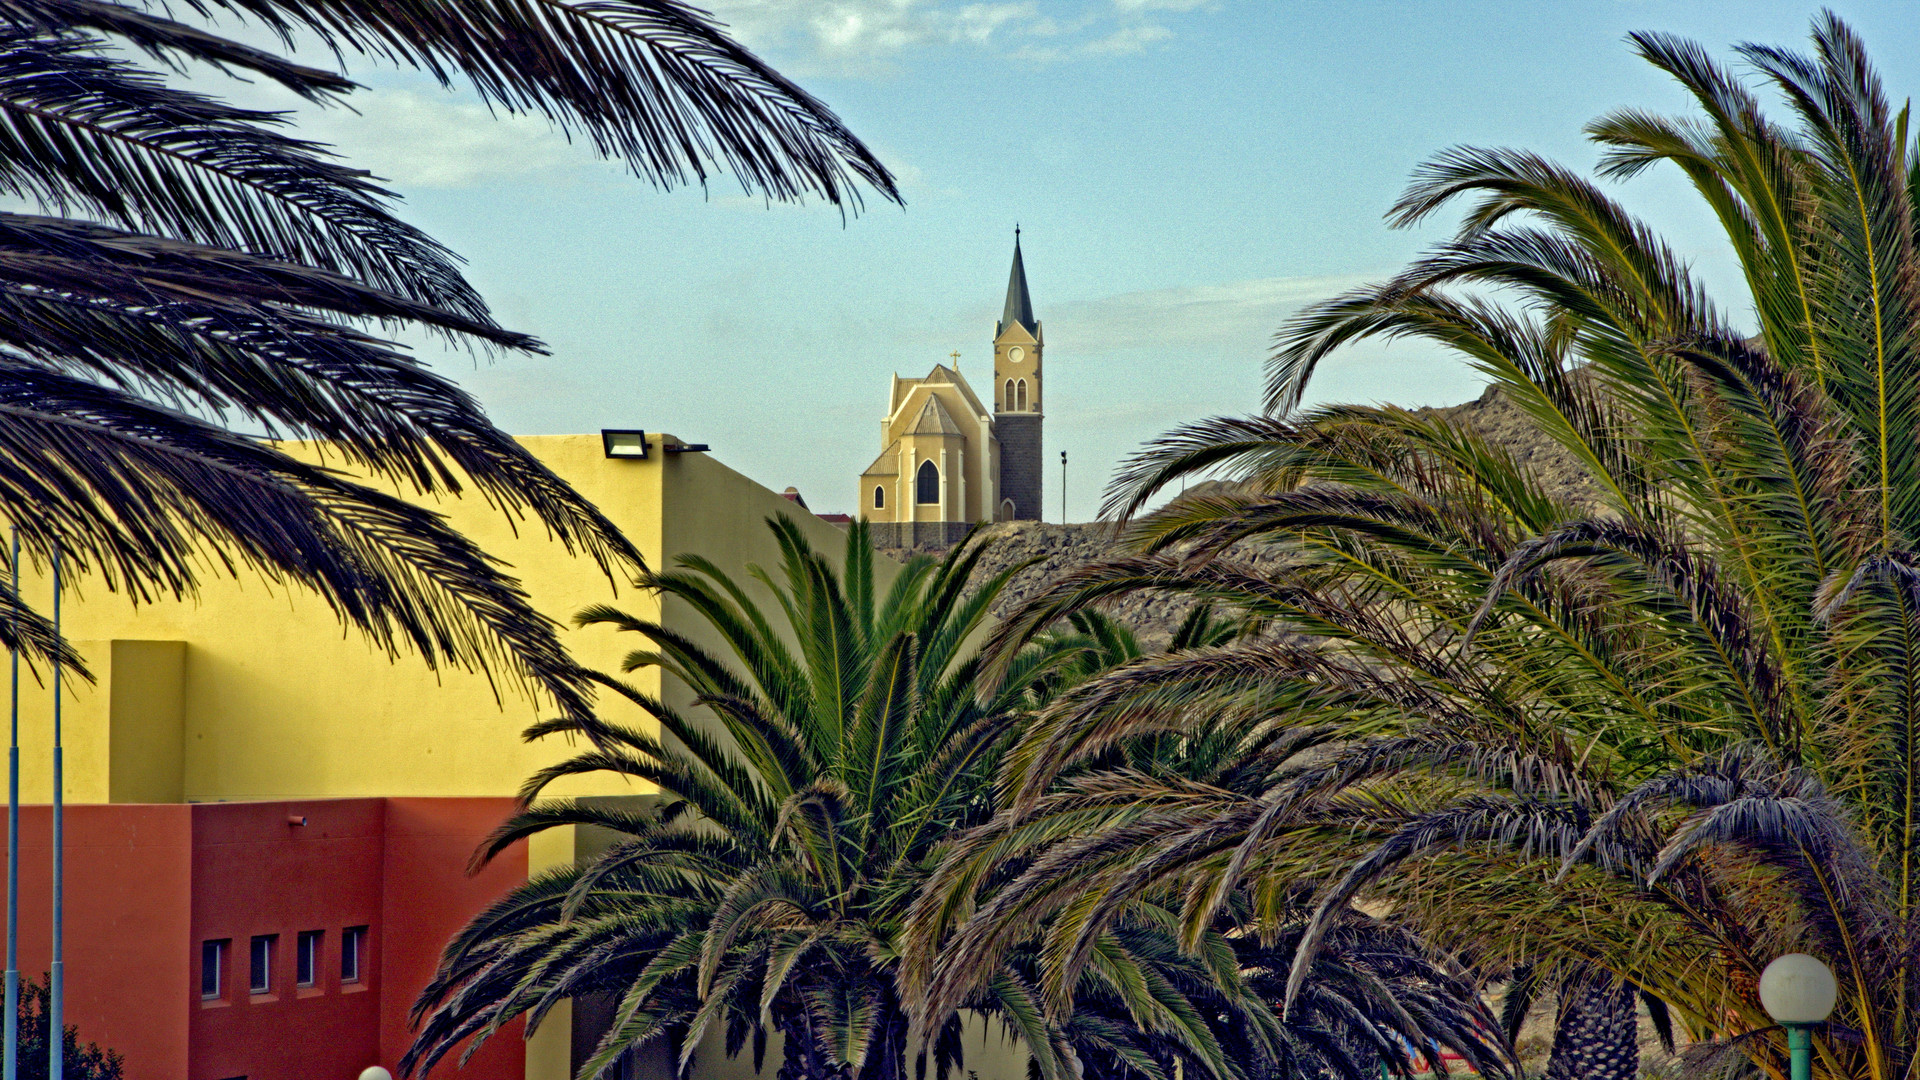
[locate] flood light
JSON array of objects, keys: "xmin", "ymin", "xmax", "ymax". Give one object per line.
[{"xmin": 601, "ymin": 429, "xmax": 648, "ymax": 459}]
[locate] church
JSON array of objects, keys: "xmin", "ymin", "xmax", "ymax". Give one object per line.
[{"xmin": 860, "ymin": 233, "xmax": 1044, "ymax": 546}]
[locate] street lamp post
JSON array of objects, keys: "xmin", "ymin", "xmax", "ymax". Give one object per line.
[
  {"xmin": 1060, "ymin": 450, "xmax": 1067, "ymax": 524},
  {"xmin": 1760, "ymin": 953, "xmax": 1838, "ymax": 1080}
]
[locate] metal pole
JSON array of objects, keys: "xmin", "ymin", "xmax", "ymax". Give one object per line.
[
  {"xmin": 1059, "ymin": 450, "xmax": 1067, "ymax": 524},
  {"xmin": 1787, "ymin": 1023, "xmax": 1812, "ymax": 1080},
  {"xmin": 6, "ymin": 528, "xmax": 20, "ymax": 1080},
  {"xmin": 48, "ymin": 548, "xmax": 60, "ymax": 1080}
]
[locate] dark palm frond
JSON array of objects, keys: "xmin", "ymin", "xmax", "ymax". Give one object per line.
[
  {"xmin": 0, "ymin": 30, "xmax": 488, "ymax": 319},
  {"xmin": 0, "ymin": 212, "xmax": 524, "ymax": 343},
  {"xmin": 0, "ymin": 0, "xmax": 359, "ymax": 98},
  {"xmin": 0, "ymin": 284, "xmax": 641, "ymax": 569},
  {"xmin": 0, "ymin": 359, "xmax": 595, "ymax": 713},
  {"xmin": 172, "ymin": 0, "xmax": 901, "ymax": 207},
  {"xmin": 0, "ymin": 0, "xmax": 905, "ymax": 726}
]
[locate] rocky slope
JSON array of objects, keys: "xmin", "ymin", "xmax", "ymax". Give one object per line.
[{"xmin": 877, "ymin": 383, "xmax": 1592, "ymax": 646}]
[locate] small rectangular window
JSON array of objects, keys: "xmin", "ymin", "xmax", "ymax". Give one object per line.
[
  {"xmin": 200, "ymin": 939, "xmax": 227, "ymax": 1000},
  {"xmin": 248, "ymin": 935, "xmax": 275, "ymax": 995},
  {"xmin": 341, "ymin": 925, "xmax": 366, "ymax": 984},
  {"xmin": 296, "ymin": 931, "xmax": 322, "ymax": 988}
]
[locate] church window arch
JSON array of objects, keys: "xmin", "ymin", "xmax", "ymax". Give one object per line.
[
  {"xmin": 873, "ymin": 486, "xmax": 885, "ymax": 509},
  {"xmin": 1016, "ymin": 379, "xmax": 1028, "ymax": 411},
  {"xmin": 916, "ymin": 460, "xmax": 940, "ymax": 504},
  {"xmin": 1004, "ymin": 379, "xmax": 1014, "ymax": 410}
]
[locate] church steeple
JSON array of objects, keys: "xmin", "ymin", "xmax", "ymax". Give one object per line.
[
  {"xmin": 998, "ymin": 227, "xmax": 1037, "ymax": 336},
  {"xmin": 991, "ymin": 228, "xmax": 1043, "ymax": 521}
]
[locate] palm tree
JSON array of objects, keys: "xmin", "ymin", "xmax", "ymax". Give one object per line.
[
  {"xmin": 406, "ymin": 518, "xmax": 1505, "ymax": 1080},
  {"xmin": 404, "ymin": 519, "xmax": 1090, "ymax": 1080},
  {"xmin": 0, "ymin": 1, "xmax": 899, "ymax": 719},
  {"xmin": 911, "ymin": 13, "xmax": 1920, "ymax": 1080},
  {"xmin": 907, "ymin": 677, "xmax": 1516, "ymax": 1080}
]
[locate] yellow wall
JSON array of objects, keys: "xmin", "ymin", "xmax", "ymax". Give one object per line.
[{"xmin": 2, "ymin": 434, "xmax": 858, "ymax": 806}]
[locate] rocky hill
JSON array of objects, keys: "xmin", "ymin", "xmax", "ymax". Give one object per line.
[{"xmin": 876, "ymin": 383, "xmax": 1591, "ymax": 646}]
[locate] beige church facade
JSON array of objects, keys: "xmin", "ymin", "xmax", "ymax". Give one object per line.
[{"xmin": 860, "ymin": 235, "xmax": 1045, "ymax": 545}]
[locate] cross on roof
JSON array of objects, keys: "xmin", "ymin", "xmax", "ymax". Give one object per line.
[{"xmin": 949, "ymin": 350, "xmax": 961, "ymax": 363}]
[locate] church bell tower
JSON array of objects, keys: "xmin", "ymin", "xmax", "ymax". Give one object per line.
[{"xmin": 992, "ymin": 229, "xmax": 1043, "ymax": 521}]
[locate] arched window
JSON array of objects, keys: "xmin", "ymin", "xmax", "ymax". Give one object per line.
[
  {"xmin": 873, "ymin": 486, "xmax": 885, "ymax": 509},
  {"xmin": 1004, "ymin": 379, "xmax": 1015, "ymax": 410},
  {"xmin": 1016, "ymin": 379, "xmax": 1028, "ymax": 411},
  {"xmin": 916, "ymin": 460, "xmax": 940, "ymax": 504}
]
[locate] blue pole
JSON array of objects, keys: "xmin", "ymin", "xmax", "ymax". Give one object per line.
[
  {"xmin": 6, "ymin": 529, "xmax": 20, "ymax": 1080},
  {"xmin": 48, "ymin": 548, "xmax": 60, "ymax": 1080},
  {"xmin": 1787, "ymin": 1024, "xmax": 1813, "ymax": 1080}
]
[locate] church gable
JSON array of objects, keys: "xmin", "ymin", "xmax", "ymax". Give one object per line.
[
  {"xmin": 934, "ymin": 364, "xmax": 994, "ymax": 421},
  {"xmin": 884, "ymin": 370, "xmax": 988, "ymax": 447},
  {"xmin": 992, "ymin": 318, "xmax": 1038, "ymax": 347},
  {"xmin": 911, "ymin": 395, "xmax": 963, "ymax": 436},
  {"xmin": 888, "ymin": 373, "xmax": 926, "ymax": 419}
]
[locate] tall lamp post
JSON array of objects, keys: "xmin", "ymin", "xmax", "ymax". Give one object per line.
[
  {"xmin": 1760, "ymin": 953, "xmax": 1838, "ymax": 1080},
  {"xmin": 1059, "ymin": 450, "xmax": 1067, "ymax": 524}
]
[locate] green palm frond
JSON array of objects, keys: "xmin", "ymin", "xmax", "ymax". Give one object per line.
[
  {"xmin": 922, "ymin": 17, "xmax": 1920, "ymax": 1080},
  {"xmin": 411, "ymin": 518, "xmax": 1154, "ymax": 1080}
]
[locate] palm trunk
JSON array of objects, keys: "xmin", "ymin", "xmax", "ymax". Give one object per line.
[{"xmin": 1546, "ymin": 975, "xmax": 1638, "ymax": 1080}]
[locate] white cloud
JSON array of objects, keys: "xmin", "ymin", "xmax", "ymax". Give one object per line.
[
  {"xmin": 301, "ymin": 87, "xmax": 589, "ymax": 189},
  {"xmin": 1012, "ymin": 20, "xmax": 1170, "ymax": 60},
  {"xmin": 1047, "ymin": 274, "xmax": 1372, "ymax": 353},
  {"xmin": 702, "ymin": 0, "xmax": 1202, "ymax": 75},
  {"xmin": 1080, "ymin": 23, "xmax": 1173, "ymax": 54},
  {"xmin": 1108, "ymin": 0, "xmax": 1212, "ymax": 12}
]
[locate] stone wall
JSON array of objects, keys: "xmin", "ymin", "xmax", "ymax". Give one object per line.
[
  {"xmin": 996, "ymin": 413, "xmax": 1043, "ymax": 520},
  {"xmin": 868, "ymin": 521, "xmax": 976, "ymax": 549}
]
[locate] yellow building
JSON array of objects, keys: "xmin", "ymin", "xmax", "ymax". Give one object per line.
[
  {"xmin": 860, "ymin": 234, "xmax": 1045, "ymax": 544},
  {"xmin": 13, "ymin": 433, "xmax": 850, "ymax": 808},
  {"xmin": 2, "ymin": 434, "xmax": 876, "ymax": 1080}
]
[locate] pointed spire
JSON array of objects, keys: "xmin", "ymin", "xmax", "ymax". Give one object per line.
[{"xmin": 999, "ymin": 226, "xmax": 1037, "ymax": 336}]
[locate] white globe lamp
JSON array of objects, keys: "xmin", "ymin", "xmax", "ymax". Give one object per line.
[
  {"xmin": 1759, "ymin": 954, "xmax": 1837, "ymax": 1080},
  {"xmin": 359, "ymin": 1068, "xmax": 394, "ymax": 1080}
]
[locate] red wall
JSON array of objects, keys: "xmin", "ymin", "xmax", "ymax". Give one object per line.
[
  {"xmin": 380, "ymin": 799, "xmax": 531, "ymax": 1078},
  {"xmin": 8, "ymin": 804, "xmax": 194, "ymax": 1077},
  {"xmin": 0, "ymin": 798, "xmax": 526, "ymax": 1080},
  {"xmin": 188, "ymin": 798, "xmax": 389, "ymax": 1080}
]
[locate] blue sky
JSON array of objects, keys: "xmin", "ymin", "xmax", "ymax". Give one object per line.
[{"xmin": 248, "ymin": 1, "xmax": 1920, "ymax": 519}]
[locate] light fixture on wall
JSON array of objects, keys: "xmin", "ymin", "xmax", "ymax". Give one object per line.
[{"xmin": 601, "ymin": 429, "xmax": 648, "ymax": 458}]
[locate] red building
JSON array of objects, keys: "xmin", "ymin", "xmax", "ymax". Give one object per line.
[{"xmin": 6, "ymin": 798, "xmax": 526, "ymax": 1080}]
